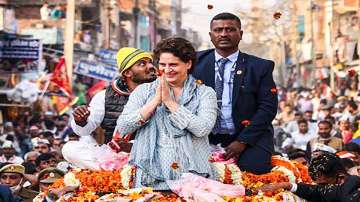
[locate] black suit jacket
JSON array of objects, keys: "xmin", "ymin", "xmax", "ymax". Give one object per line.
[
  {"xmin": 295, "ymin": 175, "xmax": 360, "ymax": 202},
  {"xmin": 193, "ymin": 49, "xmax": 278, "ymax": 153}
]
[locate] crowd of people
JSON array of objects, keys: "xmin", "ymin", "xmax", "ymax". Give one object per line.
[
  {"xmin": 0, "ymin": 12, "xmax": 360, "ymax": 201},
  {"xmin": 0, "ymin": 112, "xmax": 78, "ymax": 201},
  {"xmin": 274, "ymin": 83, "xmax": 360, "ymax": 167}
]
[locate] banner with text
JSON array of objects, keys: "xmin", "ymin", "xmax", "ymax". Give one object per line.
[
  {"xmin": 74, "ymin": 60, "xmax": 117, "ymax": 81},
  {"xmin": 0, "ymin": 38, "xmax": 42, "ymax": 73},
  {"xmin": 96, "ymin": 49, "xmax": 117, "ymax": 66}
]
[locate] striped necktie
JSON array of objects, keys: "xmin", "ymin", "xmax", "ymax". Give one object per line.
[
  {"xmin": 215, "ymin": 58, "xmax": 229, "ymax": 109},
  {"xmin": 212, "ymin": 58, "xmax": 229, "ymax": 134}
]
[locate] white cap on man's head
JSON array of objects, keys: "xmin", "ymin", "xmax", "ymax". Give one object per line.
[
  {"xmin": 1, "ymin": 140, "xmax": 14, "ymax": 148},
  {"xmin": 38, "ymin": 139, "xmax": 50, "ymax": 145},
  {"xmin": 312, "ymin": 143, "xmax": 337, "ymax": 154},
  {"xmin": 339, "ymin": 114, "xmax": 351, "ymax": 122}
]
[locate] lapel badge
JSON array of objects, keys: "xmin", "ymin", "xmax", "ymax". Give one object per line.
[{"xmin": 236, "ymin": 70, "xmax": 242, "ymax": 75}]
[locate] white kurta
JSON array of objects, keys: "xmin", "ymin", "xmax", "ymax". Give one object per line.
[
  {"xmin": 70, "ymin": 90, "xmax": 105, "ymax": 137},
  {"xmin": 66, "ymin": 90, "xmax": 106, "ymax": 169}
]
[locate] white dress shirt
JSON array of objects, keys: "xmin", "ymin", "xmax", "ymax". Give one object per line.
[
  {"xmin": 282, "ymin": 130, "xmax": 316, "ymax": 151},
  {"xmin": 214, "ymin": 51, "xmax": 239, "ymax": 134}
]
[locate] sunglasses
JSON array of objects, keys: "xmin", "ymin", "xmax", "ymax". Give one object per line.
[{"xmin": 0, "ymin": 174, "xmax": 21, "ymax": 180}]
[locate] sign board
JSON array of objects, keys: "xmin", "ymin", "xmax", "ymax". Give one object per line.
[
  {"xmin": 0, "ymin": 38, "xmax": 42, "ymax": 73},
  {"xmin": 96, "ymin": 49, "xmax": 117, "ymax": 66},
  {"xmin": 75, "ymin": 60, "xmax": 117, "ymax": 81}
]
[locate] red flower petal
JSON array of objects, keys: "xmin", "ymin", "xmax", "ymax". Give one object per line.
[
  {"xmin": 157, "ymin": 69, "xmax": 164, "ymax": 76},
  {"xmin": 273, "ymin": 12, "xmax": 282, "ymax": 20},
  {"xmin": 348, "ymin": 69, "xmax": 356, "ymax": 77},
  {"xmin": 241, "ymin": 120, "xmax": 251, "ymax": 127}
]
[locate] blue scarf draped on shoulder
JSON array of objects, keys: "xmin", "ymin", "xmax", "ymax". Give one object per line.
[{"xmin": 129, "ymin": 75, "xmax": 213, "ymax": 186}]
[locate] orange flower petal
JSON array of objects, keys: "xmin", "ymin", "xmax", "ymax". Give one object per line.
[
  {"xmin": 270, "ymin": 87, "xmax": 278, "ymax": 94},
  {"xmin": 171, "ymin": 162, "xmax": 179, "ymax": 170}
]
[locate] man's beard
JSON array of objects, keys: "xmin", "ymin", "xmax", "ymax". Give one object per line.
[
  {"xmin": 132, "ymin": 73, "xmax": 156, "ymax": 84},
  {"xmin": 4, "ymin": 153, "xmax": 14, "ymax": 159},
  {"xmin": 318, "ymin": 133, "xmax": 331, "ymax": 139}
]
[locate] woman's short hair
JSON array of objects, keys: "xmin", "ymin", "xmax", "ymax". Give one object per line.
[{"xmin": 153, "ymin": 37, "xmax": 196, "ymax": 73}]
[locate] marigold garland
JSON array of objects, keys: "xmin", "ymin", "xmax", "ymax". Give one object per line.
[
  {"xmin": 44, "ymin": 156, "xmax": 310, "ymax": 201},
  {"xmin": 225, "ymin": 192, "xmax": 284, "ymax": 202},
  {"xmin": 271, "ymin": 156, "xmax": 301, "ymax": 183},
  {"xmin": 241, "ymin": 170, "xmax": 289, "ymax": 188},
  {"xmin": 224, "ymin": 165, "xmax": 234, "ymax": 184},
  {"xmin": 49, "ymin": 170, "xmax": 125, "ymax": 201},
  {"xmin": 292, "ymin": 161, "xmax": 313, "ymax": 184},
  {"xmin": 211, "ymin": 155, "xmax": 308, "ymax": 200}
]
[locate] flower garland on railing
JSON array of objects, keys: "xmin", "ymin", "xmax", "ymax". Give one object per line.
[
  {"xmin": 212, "ymin": 162, "xmax": 242, "ymax": 185},
  {"xmin": 211, "ymin": 154, "xmax": 312, "ymax": 201},
  {"xmin": 271, "ymin": 156, "xmax": 301, "ymax": 183},
  {"xmin": 47, "ymin": 167, "xmax": 136, "ymax": 201},
  {"xmin": 40, "ymin": 154, "xmax": 311, "ymax": 201},
  {"xmin": 45, "ymin": 167, "xmax": 184, "ymax": 202},
  {"xmin": 49, "ymin": 170, "xmax": 124, "ymax": 193},
  {"xmin": 241, "ymin": 171, "xmax": 289, "ymax": 197}
]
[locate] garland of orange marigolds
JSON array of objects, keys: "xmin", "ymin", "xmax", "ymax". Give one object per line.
[{"xmin": 40, "ymin": 155, "xmax": 311, "ymax": 201}]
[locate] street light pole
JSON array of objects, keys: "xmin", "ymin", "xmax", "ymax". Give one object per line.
[
  {"xmin": 310, "ymin": 0, "xmax": 316, "ymax": 85},
  {"xmin": 64, "ymin": 0, "xmax": 75, "ymax": 88},
  {"xmin": 292, "ymin": 0, "xmax": 301, "ymax": 86},
  {"xmin": 328, "ymin": 0, "xmax": 335, "ymax": 91},
  {"xmin": 133, "ymin": 0, "xmax": 140, "ymax": 48},
  {"xmin": 101, "ymin": 0, "xmax": 110, "ymax": 48}
]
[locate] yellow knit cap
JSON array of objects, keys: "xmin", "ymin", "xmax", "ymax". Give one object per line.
[{"xmin": 116, "ymin": 47, "xmax": 152, "ymax": 76}]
